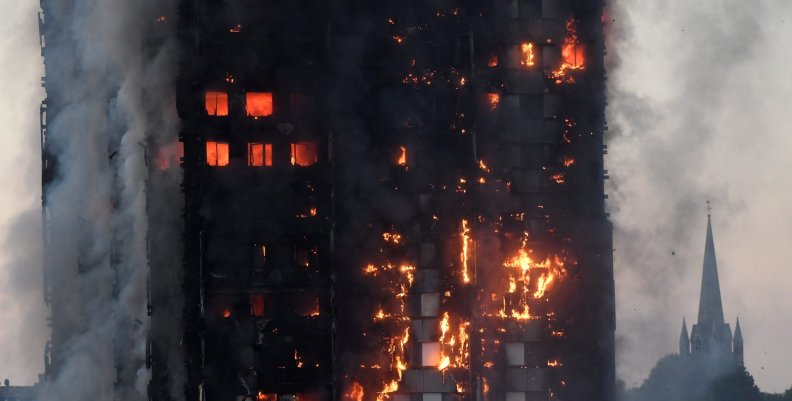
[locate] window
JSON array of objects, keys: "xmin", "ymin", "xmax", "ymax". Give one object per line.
[
  {"xmin": 206, "ymin": 141, "xmax": 230, "ymax": 166},
  {"xmin": 396, "ymin": 146, "xmax": 407, "ymax": 166},
  {"xmin": 205, "ymin": 91, "xmax": 229, "ymax": 116},
  {"xmin": 290, "ymin": 142, "xmax": 318, "ymax": 166},
  {"xmin": 156, "ymin": 141, "xmax": 184, "ymax": 170},
  {"xmin": 421, "ymin": 342, "xmax": 441, "ymax": 367},
  {"xmin": 519, "ymin": 42, "xmax": 536, "ymax": 68},
  {"xmin": 250, "ymin": 294, "xmax": 265, "ymax": 317},
  {"xmin": 247, "ymin": 143, "xmax": 273, "ymax": 167},
  {"xmin": 253, "ymin": 243, "xmax": 267, "ymax": 269},
  {"xmin": 246, "ymin": 92, "xmax": 273, "ymax": 117},
  {"xmin": 562, "ymin": 43, "xmax": 585, "ymax": 68}
]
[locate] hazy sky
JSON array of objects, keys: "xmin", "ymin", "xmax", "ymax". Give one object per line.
[
  {"xmin": 608, "ymin": 0, "xmax": 792, "ymax": 393},
  {"xmin": 0, "ymin": 0, "xmax": 47, "ymax": 386},
  {"xmin": 0, "ymin": 0, "xmax": 790, "ymax": 394}
]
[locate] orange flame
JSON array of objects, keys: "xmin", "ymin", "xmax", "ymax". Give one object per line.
[
  {"xmin": 534, "ymin": 272, "xmax": 555, "ymax": 299},
  {"xmin": 257, "ymin": 393, "xmax": 276, "ymax": 401},
  {"xmin": 345, "ymin": 382, "xmax": 365, "ymax": 401},
  {"xmin": 294, "ymin": 350, "xmax": 304, "ymax": 368},
  {"xmin": 520, "ymin": 42, "xmax": 536, "ymax": 68},
  {"xmin": 487, "ymin": 93, "xmax": 500, "ymax": 110},
  {"xmin": 552, "ymin": 19, "xmax": 586, "ymax": 84},
  {"xmin": 461, "ymin": 219, "xmax": 472, "ymax": 284},
  {"xmin": 382, "ymin": 232, "xmax": 402, "ymax": 244},
  {"xmin": 397, "ymin": 146, "xmax": 407, "ymax": 166}
]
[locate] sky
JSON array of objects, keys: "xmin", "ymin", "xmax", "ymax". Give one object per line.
[
  {"xmin": 0, "ymin": 0, "xmax": 47, "ymax": 386},
  {"xmin": 0, "ymin": 0, "xmax": 790, "ymax": 394},
  {"xmin": 608, "ymin": 0, "xmax": 792, "ymax": 393}
]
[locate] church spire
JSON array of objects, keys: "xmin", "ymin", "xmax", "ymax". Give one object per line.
[
  {"xmin": 734, "ymin": 317, "xmax": 744, "ymax": 365},
  {"xmin": 697, "ymin": 206, "xmax": 725, "ymax": 327},
  {"xmin": 679, "ymin": 317, "xmax": 690, "ymax": 355}
]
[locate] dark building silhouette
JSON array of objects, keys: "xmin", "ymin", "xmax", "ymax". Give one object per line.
[
  {"xmin": 679, "ymin": 213, "xmax": 742, "ymax": 364},
  {"xmin": 36, "ymin": 1, "xmax": 614, "ymax": 401}
]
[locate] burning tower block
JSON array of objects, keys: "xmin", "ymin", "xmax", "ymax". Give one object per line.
[{"xmin": 160, "ymin": 0, "xmax": 611, "ymax": 401}]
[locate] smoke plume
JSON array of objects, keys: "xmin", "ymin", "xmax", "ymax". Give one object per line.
[
  {"xmin": 35, "ymin": 0, "xmax": 179, "ymax": 400},
  {"xmin": 607, "ymin": 0, "xmax": 792, "ymax": 393}
]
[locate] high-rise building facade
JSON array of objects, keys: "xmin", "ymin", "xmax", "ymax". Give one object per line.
[{"xmin": 38, "ymin": 1, "xmax": 613, "ymax": 401}]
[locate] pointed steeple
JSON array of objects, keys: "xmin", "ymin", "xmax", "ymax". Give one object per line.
[
  {"xmin": 697, "ymin": 212, "xmax": 725, "ymax": 328},
  {"xmin": 734, "ymin": 318, "xmax": 742, "ymax": 342},
  {"xmin": 733, "ymin": 317, "xmax": 744, "ymax": 365},
  {"xmin": 679, "ymin": 318, "xmax": 690, "ymax": 355}
]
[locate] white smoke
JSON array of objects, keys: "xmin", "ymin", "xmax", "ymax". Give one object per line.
[{"xmin": 35, "ymin": 0, "xmax": 179, "ymax": 400}]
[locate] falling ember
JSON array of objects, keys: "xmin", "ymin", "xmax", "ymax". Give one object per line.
[
  {"xmin": 461, "ymin": 220, "xmax": 472, "ymax": 284},
  {"xmin": 520, "ymin": 42, "xmax": 536, "ymax": 68},
  {"xmin": 229, "ymin": 24, "xmax": 242, "ymax": 33},
  {"xmin": 487, "ymin": 93, "xmax": 500, "ymax": 110},
  {"xmin": 392, "ymin": 35, "xmax": 405, "ymax": 44},
  {"xmin": 222, "ymin": 309, "xmax": 231, "ymax": 318},
  {"xmin": 345, "ymin": 382, "xmax": 365, "ymax": 401},
  {"xmin": 397, "ymin": 146, "xmax": 407, "ymax": 166}
]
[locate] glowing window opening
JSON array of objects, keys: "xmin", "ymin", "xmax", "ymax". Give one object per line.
[
  {"xmin": 246, "ymin": 92, "xmax": 274, "ymax": 117},
  {"xmin": 205, "ymin": 91, "xmax": 229, "ymax": 116},
  {"xmin": 290, "ymin": 142, "xmax": 318, "ymax": 167},
  {"xmin": 206, "ymin": 141, "xmax": 229, "ymax": 167},
  {"xmin": 247, "ymin": 143, "xmax": 273, "ymax": 167}
]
